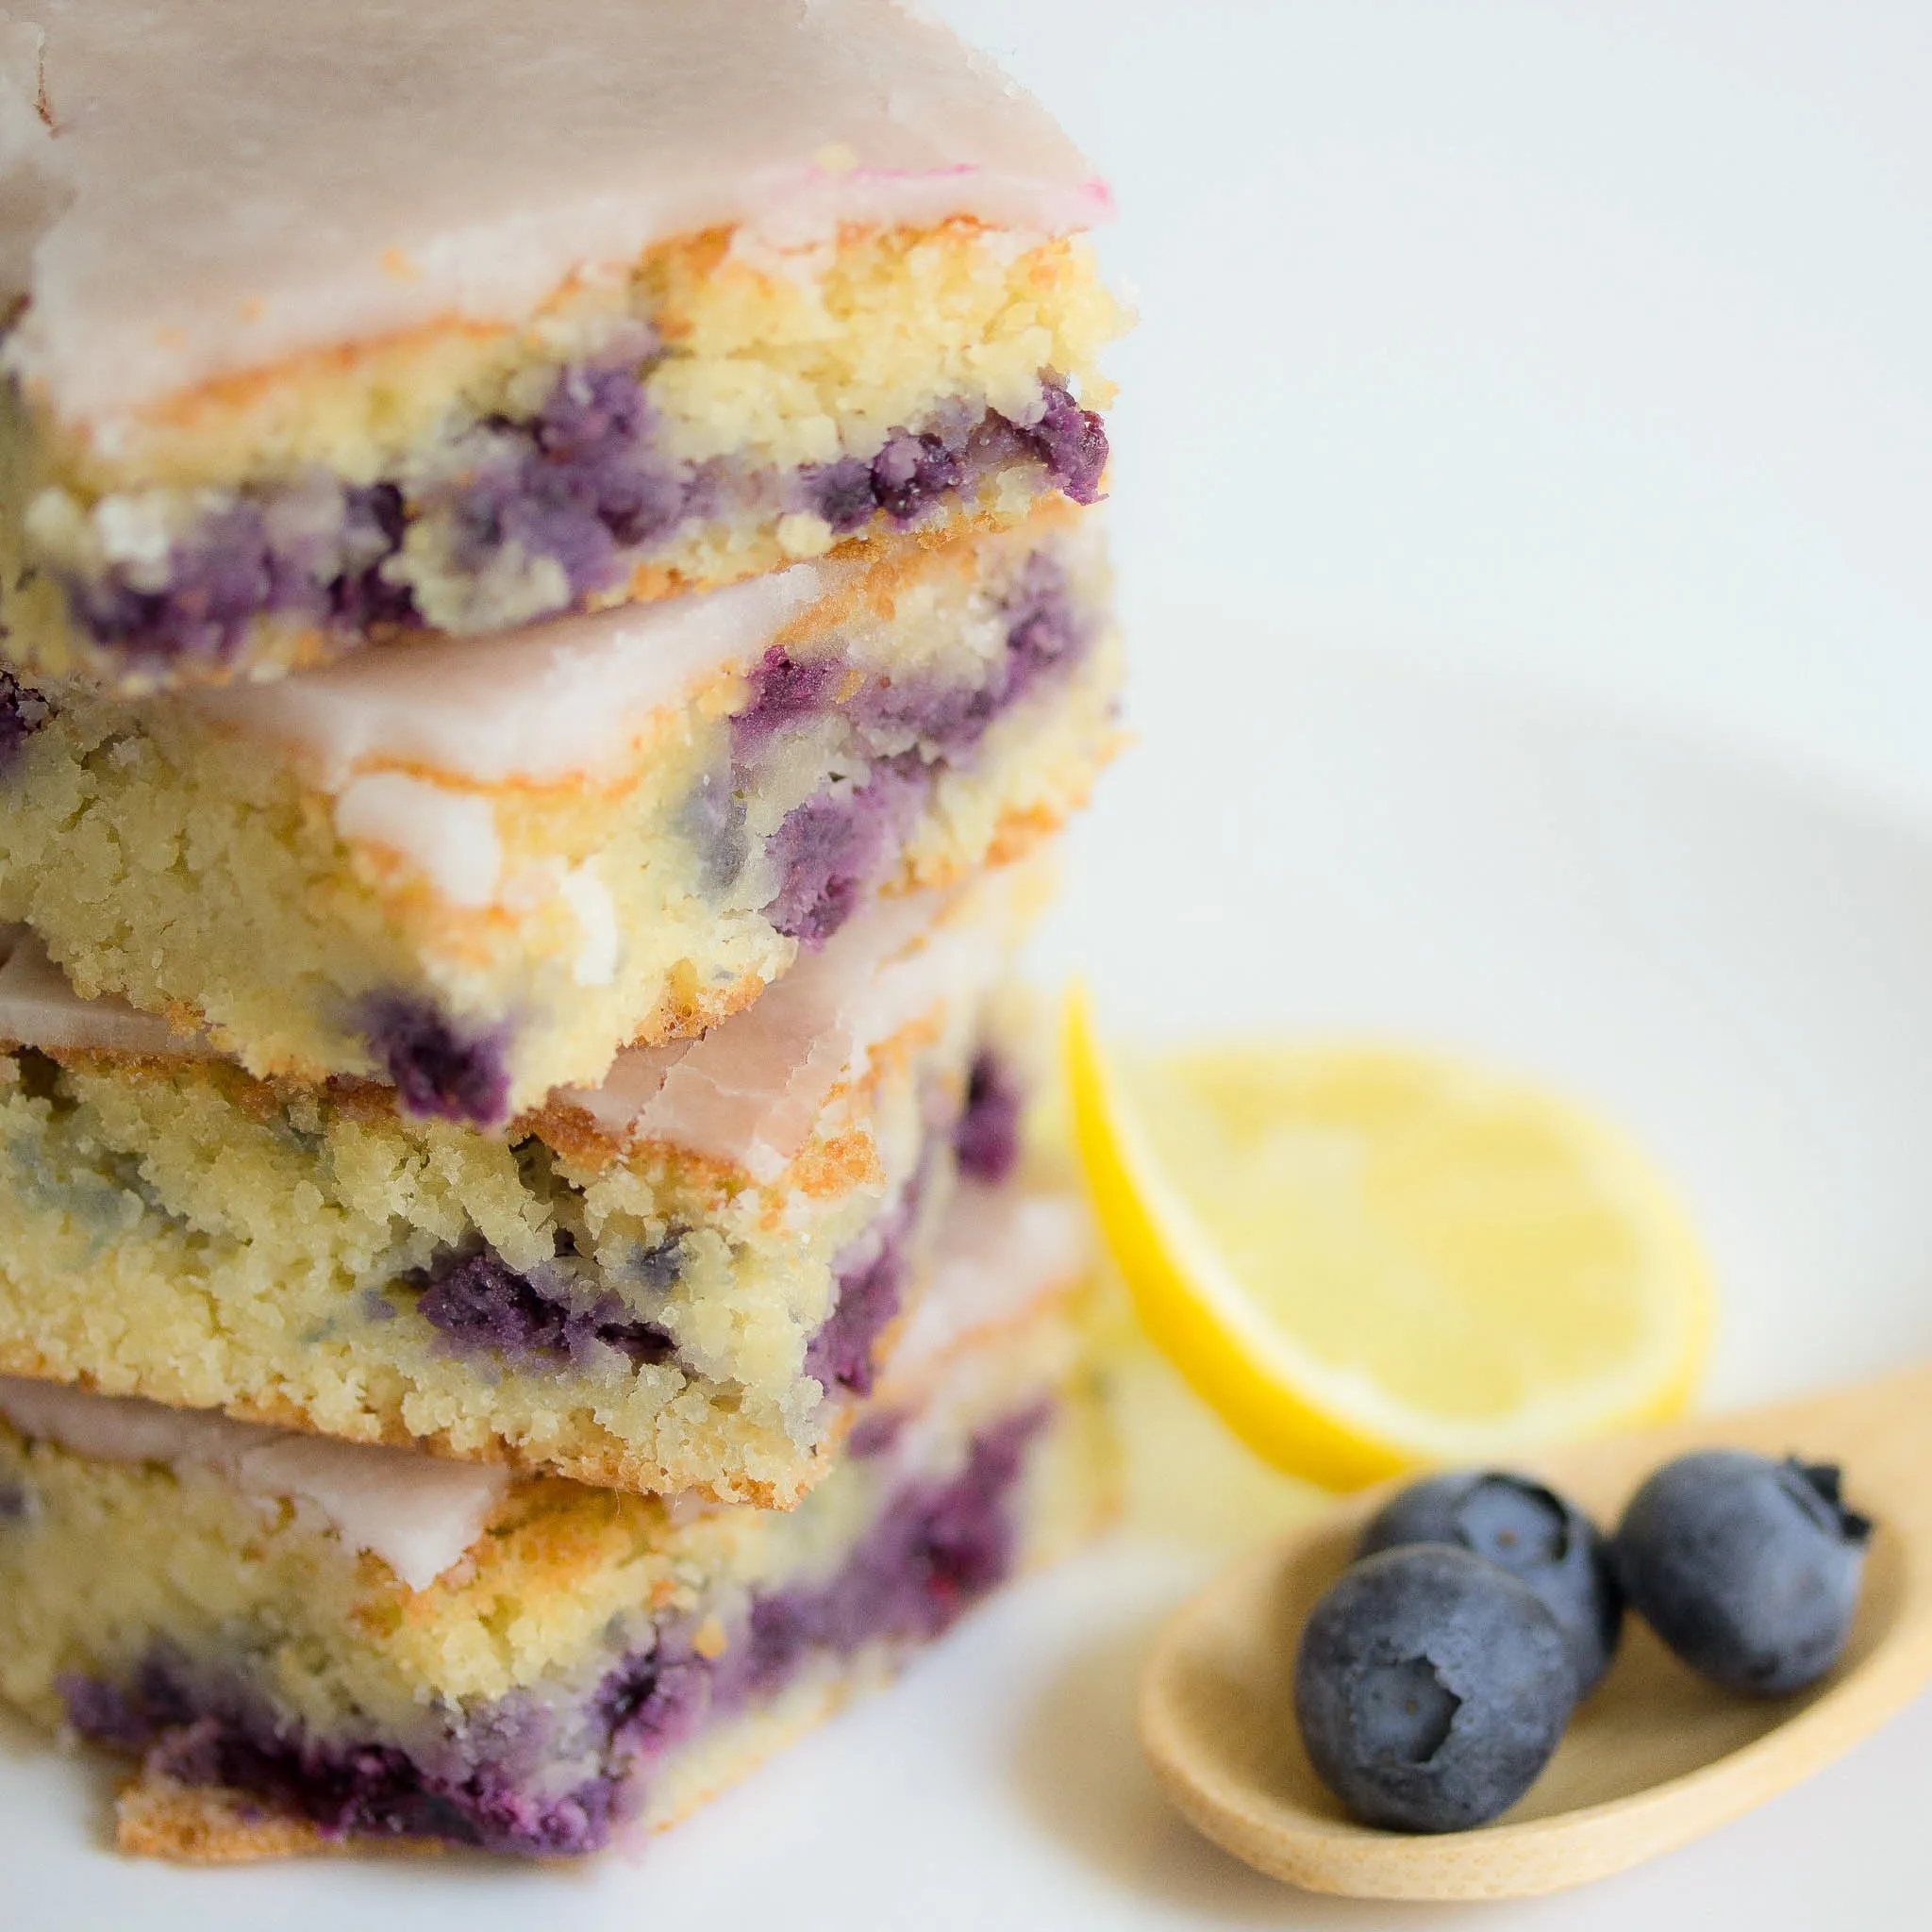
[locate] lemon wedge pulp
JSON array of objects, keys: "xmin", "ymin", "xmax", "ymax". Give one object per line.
[{"xmin": 1065, "ymin": 990, "xmax": 1712, "ymax": 1489}]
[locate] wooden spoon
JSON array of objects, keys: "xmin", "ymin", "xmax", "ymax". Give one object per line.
[{"xmin": 1139, "ymin": 1359, "xmax": 1932, "ymax": 1900}]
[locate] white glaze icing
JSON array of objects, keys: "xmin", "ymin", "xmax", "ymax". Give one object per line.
[
  {"xmin": 333, "ymin": 770, "xmax": 503, "ymax": 908},
  {"xmin": 0, "ymin": 0, "xmax": 1109, "ymax": 425},
  {"xmin": 560, "ymin": 861, "xmax": 620, "ymax": 986},
  {"xmin": 187, "ymin": 562, "xmax": 834, "ymax": 789},
  {"xmin": 560, "ymin": 874, "xmax": 1012, "ymax": 1180},
  {"xmin": 0, "ymin": 1374, "xmax": 508, "ymax": 1591},
  {"xmin": 0, "ymin": 924, "xmax": 209, "ymax": 1057},
  {"xmin": 882, "ymin": 1184, "xmax": 1091, "ymax": 1383}
]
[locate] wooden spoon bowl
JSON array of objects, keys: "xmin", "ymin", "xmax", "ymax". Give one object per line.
[{"xmin": 1139, "ymin": 1362, "xmax": 1932, "ymax": 1900}]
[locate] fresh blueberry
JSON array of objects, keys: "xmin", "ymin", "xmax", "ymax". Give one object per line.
[
  {"xmin": 1613, "ymin": 1449, "xmax": 1871, "ymax": 1695},
  {"xmin": 1357, "ymin": 1471, "xmax": 1623, "ymax": 1696},
  {"xmin": 1294, "ymin": 1544, "xmax": 1575, "ymax": 1833}
]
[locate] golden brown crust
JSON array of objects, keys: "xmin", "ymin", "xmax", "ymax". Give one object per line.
[
  {"xmin": 110, "ymin": 1668, "xmax": 883, "ymax": 1862},
  {"xmin": 106, "ymin": 1679, "xmax": 852, "ymax": 1864},
  {"xmin": 69, "ymin": 220, "xmax": 1009, "ymax": 458},
  {"xmin": 905, "ymin": 758, "xmax": 1120, "ymax": 891},
  {"xmin": 115, "ymin": 1773, "xmax": 443, "ymax": 1864},
  {"xmin": 767, "ymin": 498, "xmax": 1080, "ymax": 647}
]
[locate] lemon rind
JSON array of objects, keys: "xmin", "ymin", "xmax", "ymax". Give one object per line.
[{"xmin": 1064, "ymin": 989, "xmax": 1712, "ymax": 1489}]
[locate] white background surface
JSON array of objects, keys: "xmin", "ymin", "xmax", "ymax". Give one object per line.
[
  {"xmin": 963, "ymin": 0, "xmax": 1932, "ymax": 821},
  {"xmin": 12, "ymin": 2, "xmax": 1932, "ymax": 1923}
]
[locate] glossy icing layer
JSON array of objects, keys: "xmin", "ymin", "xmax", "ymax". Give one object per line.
[
  {"xmin": 560, "ymin": 873, "xmax": 1020, "ymax": 1176},
  {"xmin": 0, "ymin": 0, "xmax": 1108, "ymax": 425},
  {"xmin": 185, "ymin": 558, "xmax": 836, "ymax": 786},
  {"xmin": 0, "ymin": 1374, "xmax": 509, "ymax": 1589}
]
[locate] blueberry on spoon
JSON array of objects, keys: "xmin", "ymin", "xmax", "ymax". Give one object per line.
[
  {"xmin": 1614, "ymin": 1449, "xmax": 1872, "ymax": 1695},
  {"xmin": 1357, "ymin": 1470, "xmax": 1624, "ymax": 1696},
  {"xmin": 1294, "ymin": 1544, "xmax": 1576, "ymax": 1832}
]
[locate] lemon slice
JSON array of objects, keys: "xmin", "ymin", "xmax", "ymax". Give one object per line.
[{"xmin": 1065, "ymin": 990, "xmax": 1712, "ymax": 1488}]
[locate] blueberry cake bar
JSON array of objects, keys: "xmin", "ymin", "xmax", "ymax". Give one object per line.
[
  {"xmin": 0, "ymin": 509, "xmax": 1119, "ymax": 1123},
  {"xmin": 0, "ymin": 0, "xmax": 1122, "ymax": 691},
  {"xmin": 0, "ymin": 863, "xmax": 1058, "ymax": 1503},
  {"xmin": 0, "ymin": 1197, "xmax": 1110, "ymax": 1861}
]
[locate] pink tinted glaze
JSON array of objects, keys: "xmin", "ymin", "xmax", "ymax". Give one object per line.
[
  {"xmin": 0, "ymin": 1374, "xmax": 508, "ymax": 1590},
  {"xmin": 187, "ymin": 560, "xmax": 838, "ymax": 789},
  {"xmin": 881, "ymin": 1185, "xmax": 1090, "ymax": 1386},
  {"xmin": 562, "ymin": 871, "xmax": 1020, "ymax": 1178},
  {"xmin": 0, "ymin": 924, "xmax": 209, "ymax": 1058},
  {"xmin": 0, "ymin": 0, "xmax": 1110, "ymax": 426}
]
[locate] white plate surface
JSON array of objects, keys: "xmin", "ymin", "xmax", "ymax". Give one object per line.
[{"xmin": 9, "ymin": 642, "xmax": 1932, "ymax": 1927}]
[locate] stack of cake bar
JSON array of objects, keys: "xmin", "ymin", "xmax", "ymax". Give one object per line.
[{"xmin": 0, "ymin": 0, "xmax": 1126, "ymax": 1861}]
